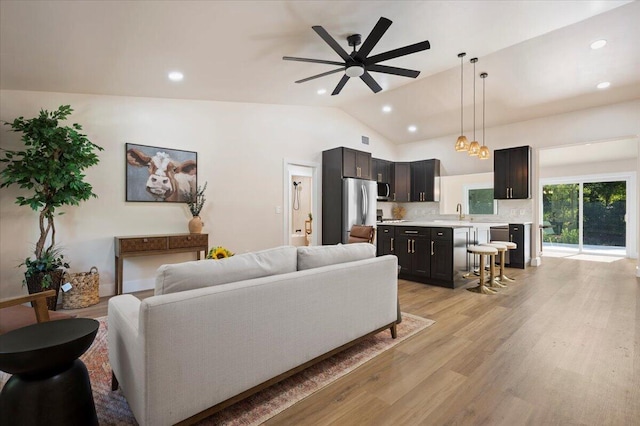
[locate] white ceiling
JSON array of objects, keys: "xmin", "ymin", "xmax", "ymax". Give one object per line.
[{"xmin": 1, "ymin": 1, "xmax": 639, "ymax": 144}]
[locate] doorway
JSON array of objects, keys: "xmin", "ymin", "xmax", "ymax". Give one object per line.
[
  {"xmin": 283, "ymin": 160, "xmax": 320, "ymax": 247},
  {"xmin": 541, "ymin": 176, "xmax": 633, "ymax": 256}
]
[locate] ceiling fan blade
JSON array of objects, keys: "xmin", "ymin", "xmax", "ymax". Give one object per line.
[
  {"xmin": 365, "ymin": 40, "xmax": 431, "ymax": 65},
  {"xmin": 367, "ymin": 64, "xmax": 420, "ymax": 78},
  {"xmin": 295, "ymin": 68, "xmax": 345, "ymax": 84},
  {"xmin": 331, "ymin": 74, "xmax": 350, "ymax": 96},
  {"xmin": 312, "ymin": 25, "xmax": 352, "ymax": 62},
  {"xmin": 283, "ymin": 56, "xmax": 345, "ymax": 66},
  {"xmin": 360, "ymin": 71, "xmax": 382, "ymax": 93},
  {"xmin": 354, "ymin": 17, "xmax": 392, "ymax": 62}
]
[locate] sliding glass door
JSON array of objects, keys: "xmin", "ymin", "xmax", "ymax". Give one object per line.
[{"xmin": 542, "ymin": 179, "xmax": 627, "ymax": 255}]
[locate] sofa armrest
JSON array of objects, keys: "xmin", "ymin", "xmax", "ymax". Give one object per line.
[{"xmin": 108, "ymin": 295, "xmax": 147, "ymax": 421}]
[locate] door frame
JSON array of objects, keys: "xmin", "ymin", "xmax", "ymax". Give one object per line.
[
  {"xmin": 283, "ymin": 159, "xmax": 321, "ymax": 246},
  {"xmin": 539, "ymin": 171, "xmax": 637, "ymax": 258}
]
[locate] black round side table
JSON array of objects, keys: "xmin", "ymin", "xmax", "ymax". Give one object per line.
[{"xmin": 0, "ymin": 317, "xmax": 99, "ymax": 425}]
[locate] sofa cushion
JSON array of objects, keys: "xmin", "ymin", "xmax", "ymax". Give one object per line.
[
  {"xmin": 297, "ymin": 243, "xmax": 376, "ymax": 271},
  {"xmin": 155, "ymin": 245, "xmax": 298, "ymax": 295}
]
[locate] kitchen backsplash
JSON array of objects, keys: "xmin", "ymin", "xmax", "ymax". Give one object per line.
[{"xmin": 378, "ymin": 199, "xmax": 533, "ymax": 223}]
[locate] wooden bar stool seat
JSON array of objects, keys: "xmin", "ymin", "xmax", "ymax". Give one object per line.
[
  {"xmin": 490, "ymin": 240, "xmax": 517, "ymax": 282},
  {"xmin": 482, "ymin": 242, "xmax": 508, "ymax": 288},
  {"xmin": 466, "ymin": 245, "xmax": 498, "ymax": 294}
]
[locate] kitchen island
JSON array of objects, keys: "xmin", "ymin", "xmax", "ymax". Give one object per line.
[{"xmin": 376, "ymin": 220, "xmax": 509, "ymax": 288}]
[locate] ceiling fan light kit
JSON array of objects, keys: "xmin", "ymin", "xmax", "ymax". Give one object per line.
[{"xmin": 283, "ymin": 17, "xmax": 430, "ymax": 95}]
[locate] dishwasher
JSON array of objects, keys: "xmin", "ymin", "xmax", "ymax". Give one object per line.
[{"xmin": 490, "ymin": 226, "xmax": 510, "ymax": 264}]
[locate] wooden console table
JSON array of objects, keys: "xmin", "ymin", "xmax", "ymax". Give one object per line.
[{"xmin": 114, "ymin": 233, "xmax": 208, "ymax": 295}]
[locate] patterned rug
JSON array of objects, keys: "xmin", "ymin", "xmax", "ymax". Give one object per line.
[{"xmin": 1, "ymin": 313, "xmax": 434, "ymax": 425}]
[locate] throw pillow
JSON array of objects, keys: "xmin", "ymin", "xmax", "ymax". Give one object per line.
[
  {"xmin": 297, "ymin": 243, "xmax": 376, "ymax": 271},
  {"xmin": 155, "ymin": 245, "xmax": 298, "ymax": 295}
]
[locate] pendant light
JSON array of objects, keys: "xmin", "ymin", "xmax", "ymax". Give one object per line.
[
  {"xmin": 467, "ymin": 58, "xmax": 480, "ymax": 156},
  {"xmin": 478, "ymin": 72, "xmax": 490, "ymax": 160},
  {"xmin": 454, "ymin": 52, "xmax": 469, "ymax": 152}
]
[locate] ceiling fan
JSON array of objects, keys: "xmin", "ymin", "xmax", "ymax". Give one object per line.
[{"xmin": 283, "ymin": 17, "xmax": 430, "ymax": 96}]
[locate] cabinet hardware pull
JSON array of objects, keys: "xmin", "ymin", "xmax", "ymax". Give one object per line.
[
  {"xmin": 407, "ymin": 240, "xmax": 411, "ymax": 253},
  {"xmin": 391, "ymin": 238, "xmax": 394, "ymax": 252},
  {"xmin": 405, "ymin": 231, "xmax": 418, "ymax": 234},
  {"xmin": 378, "ymin": 173, "xmax": 382, "ymax": 182},
  {"xmin": 510, "ymin": 234, "xmax": 513, "ymax": 242},
  {"xmin": 408, "ymin": 193, "xmax": 410, "ymax": 201},
  {"xmin": 431, "ymin": 240, "xmax": 435, "ymax": 255},
  {"xmin": 143, "ymin": 238, "xmax": 148, "ymax": 242},
  {"xmin": 438, "ymin": 232, "xmax": 443, "ymax": 236},
  {"xmin": 412, "ymin": 239, "xmax": 416, "ymax": 254},
  {"xmin": 506, "ymin": 188, "xmax": 509, "ymax": 198},
  {"xmin": 357, "ymin": 167, "xmax": 361, "ymax": 177},
  {"xmin": 393, "ymin": 193, "xmax": 396, "ymax": 201}
]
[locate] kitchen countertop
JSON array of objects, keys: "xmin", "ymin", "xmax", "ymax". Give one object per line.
[{"xmin": 376, "ymin": 220, "xmax": 510, "ymax": 229}]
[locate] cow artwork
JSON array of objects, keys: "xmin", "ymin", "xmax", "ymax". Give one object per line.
[{"xmin": 125, "ymin": 143, "xmax": 197, "ymax": 202}]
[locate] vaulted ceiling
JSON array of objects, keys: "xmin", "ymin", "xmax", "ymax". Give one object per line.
[{"xmin": 1, "ymin": 1, "xmax": 639, "ymax": 144}]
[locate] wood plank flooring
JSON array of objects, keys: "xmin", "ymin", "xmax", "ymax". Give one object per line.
[{"xmin": 69, "ymin": 257, "xmax": 639, "ymax": 425}]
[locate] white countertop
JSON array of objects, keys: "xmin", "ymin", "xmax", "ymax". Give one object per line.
[{"xmin": 377, "ymin": 220, "xmax": 510, "ymax": 229}]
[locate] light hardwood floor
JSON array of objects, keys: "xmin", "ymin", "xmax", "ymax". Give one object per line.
[{"xmin": 69, "ymin": 256, "xmax": 640, "ymax": 425}]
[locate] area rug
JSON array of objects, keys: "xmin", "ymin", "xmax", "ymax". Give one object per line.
[{"xmin": 1, "ymin": 313, "xmax": 434, "ymax": 425}]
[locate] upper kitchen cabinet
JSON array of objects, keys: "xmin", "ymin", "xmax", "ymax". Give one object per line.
[
  {"xmin": 494, "ymin": 146, "xmax": 532, "ymax": 199},
  {"xmin": 410, "ymin": 159, "xmax": 440, "ymax": 202},
  {"xmin": 341, "ymin": 147, "xmax": 371, "ymax": 180},
  {"xmin": 372, "ymin": 158, "xmax": 392, "ymax": 183},
  {"xmin": 390, "ymin": 162, "xmax": 411, "ymax": 202}
]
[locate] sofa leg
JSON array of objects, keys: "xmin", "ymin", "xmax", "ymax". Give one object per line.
[
  {"xmin": 111, "ymin": 371, "xmax": 119, "ymax": 391},
  {"xmin": 390, "ymin": 323, "xmax": 397, "ymax": 339}
]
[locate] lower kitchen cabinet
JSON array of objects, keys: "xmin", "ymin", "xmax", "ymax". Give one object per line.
[
  {"xmin": 378, "ymin": 225, "xmax": 468, "ymax": 288},
  {"xmin": 508, "ymin": 223, "xmax": 531, "ymax": 269}
]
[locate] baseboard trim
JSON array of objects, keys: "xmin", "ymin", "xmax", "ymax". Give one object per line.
[{"xmin": 531, "ymin": 257, "xmax": 542, "ymax": 267}]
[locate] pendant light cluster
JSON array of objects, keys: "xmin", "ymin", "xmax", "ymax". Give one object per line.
[{"xmin": 454, "ymin": 54, "xmax": 490, "ymax": 160}]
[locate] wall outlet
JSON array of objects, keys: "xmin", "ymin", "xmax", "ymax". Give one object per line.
[{"xmin": 275, "ymin": 206, "xmax": 282, "ymax": 214}]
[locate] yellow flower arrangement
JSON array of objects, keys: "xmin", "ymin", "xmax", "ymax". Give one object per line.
[{"xmin": 206, "ymin": 246, "xmax": 234, "ymax": 260}]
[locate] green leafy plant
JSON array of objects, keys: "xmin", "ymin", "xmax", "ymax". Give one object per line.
[
  {"xmin": 184, "ymin": 182, "xmax": 207, "ymax": 216},
  {"xmin": 21, "ymin": 246, "xmax": 70, "ymax": 288},
  {"xmin": 0, "ymin": 105, "xmax": 103, "ymax": 287}
]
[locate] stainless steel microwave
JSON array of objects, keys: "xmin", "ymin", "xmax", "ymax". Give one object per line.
[{"xmin": 377, "ymin": 182, "xmax": 390, "ymax": 201}]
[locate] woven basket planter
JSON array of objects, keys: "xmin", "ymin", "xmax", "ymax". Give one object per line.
[{"xmin": 63, "ymin": 266, "xmax": 100, "ymax": 309}]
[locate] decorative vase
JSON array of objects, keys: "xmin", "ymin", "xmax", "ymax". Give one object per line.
[
  {"xmin": 188, "ymin": 216, "xmax": 204, "ymax": 234},
  {"xmin": 25, "ymin": 269, "xmax": 64, "ymax": 311}
]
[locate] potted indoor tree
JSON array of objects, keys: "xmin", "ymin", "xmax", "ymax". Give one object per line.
[{"xmin": 0, "ymin": 105, "xmax": 103, "ymax": 310}]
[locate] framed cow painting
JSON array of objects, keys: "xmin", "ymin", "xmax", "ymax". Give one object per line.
[{"xmin": 125, "ymin": 143, "xmax": 197, "ymax": 202}]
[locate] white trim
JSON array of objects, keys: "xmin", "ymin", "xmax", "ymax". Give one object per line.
[
  {"xmin": 539, "ymin": 171, "xmax": 637, "ymax": 259},
  {"xmin": 283, "ymin": 159, "xmax": 321, "ymax": 246}
]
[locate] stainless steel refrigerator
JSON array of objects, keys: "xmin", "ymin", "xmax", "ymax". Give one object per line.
[{"xmin": 342, "ymin": 178, "xmax": 377, "ymax": 243}]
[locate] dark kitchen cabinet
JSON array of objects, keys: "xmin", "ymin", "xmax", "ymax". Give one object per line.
[
  {"xmin": 377, "ymin": 226, "xmax": 395, "ymax": 256},
  {"xmin": 410, "ymin": 159, "xmax": 440, "ymax": 202},
  {"xmin": 508, "ymin": 223, "xmax": 531, "ymax": 269},
  {"xmin": 372, "ymin": 158, "xmax": 392, "ymax": 183},
  {"xmin": 494, "ymin": 146, "xmax": 531, "ymax": 199},
  {"xmin": 430, "ymin": 228, "xmax": 453, "ymax": 281},
  {"xmin": 390, "ymin": 162, "xmax": 411, "ymax": 202},
  {"xmin": 342, "ymin": 147, "xmax": 371, "ymax": 179},
  {"xmin": 395, "ymin": 227, "xmax": 430, "ymax": 278}
]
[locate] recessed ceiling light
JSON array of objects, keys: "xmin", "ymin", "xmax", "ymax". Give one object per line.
[
  {"xmin": 590, "ymin": 39, "xmax": 607, "ymax": 50},
  {"xmin": 408, "ymin": 125, "xmax": 417, "ymax": 132},
  {"xmin": 317, "ymin": 89, "xmax": 327, "ymax": 95},
  {"xmin": 382, "ymin": 105, "xmax": 392, "ymax": 113},
  {"xmin": 168, "ymin": 71, "xmax": 184, "ymax": 82},
  {"xmin": 596, "ymin": 81, "xmax": 610, "ymax": 89}
]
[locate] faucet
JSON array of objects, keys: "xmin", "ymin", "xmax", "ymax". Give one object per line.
[{"xmin": 456, "ymin": 203, "xmax": 465, "ymax": 221}]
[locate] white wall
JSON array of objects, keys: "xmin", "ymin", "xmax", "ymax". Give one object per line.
[{"xmin": 0, "ymin": 90, "xmax": 397, "ymax": 298}]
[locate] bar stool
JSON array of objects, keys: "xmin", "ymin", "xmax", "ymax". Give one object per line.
[
  {"xmin": 490, "ymin": 240, "xmax": 517, "ymax": 282},
  {"xmin": 482, "ymin": 242, "xmax": 508, "ymax": 288},
  {"xmin": 466, "ymin": 245, "xmax": 498, "ymax": 294}
]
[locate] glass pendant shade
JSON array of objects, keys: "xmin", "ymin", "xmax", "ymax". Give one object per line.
[
  {"xmin": 468, "ymin": 140, "xmax": 480, "ymax": 156},
  {"xmin": 478, "ymin": 145, "xmax": 490, "ymax": 159},
  {"xmin": 455, "ymin": 135, "xmax": 469, "ymax": 151}
]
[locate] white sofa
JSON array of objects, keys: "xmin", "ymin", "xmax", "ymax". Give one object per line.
[{"xmin": 108, "ymin": 244, "xmax": 399, "ymax": 426}]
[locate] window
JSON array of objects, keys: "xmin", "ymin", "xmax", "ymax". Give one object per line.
[{"xmin": 464, "ymin": 184, "xmax": 497, "ymax": 215}]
